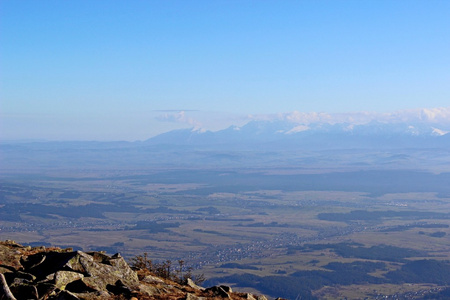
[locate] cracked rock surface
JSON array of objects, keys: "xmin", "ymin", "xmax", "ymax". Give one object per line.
[{"xmin": 0, "ymin": 240, "xmax": 270, "ymax": 300}]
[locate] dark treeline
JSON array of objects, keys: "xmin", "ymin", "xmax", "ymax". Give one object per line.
[
  {"xmin": 290, "ymin": 243, "xmax": 425, "ymax": 262},
  {"xmin": 385, "ymin": 260, "xmax": 450, "ymax": 285},
  {"xmin": 219, "ymin": 263, "xmax": 259, "ymax": 270},
  {"xmin": 126, "ymin": 221, "xmax": 181, "ymax": 233},
  {"xmin": 380, "ymin": 223, "xmax": 449, "ymax": 232},
  {"xmin": 206, "ymin": 260, "xmax": 450, "ymax": 299},
  {"xmin": 0, "ymin": 203, "xmax": 140, "ymax": 221},
  {"xmin": 318, "ymin": 210, "xmax": 449, "ymax": 222}
]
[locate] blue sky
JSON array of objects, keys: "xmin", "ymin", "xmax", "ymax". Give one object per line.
[{"xmin": 1, "ymin": 1, "xmax": 449, "ymax": 141}]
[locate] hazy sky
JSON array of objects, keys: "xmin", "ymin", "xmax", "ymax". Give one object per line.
[{"xmin": 1, "ymin": 1, "xmax": 449, "ymax": 141}]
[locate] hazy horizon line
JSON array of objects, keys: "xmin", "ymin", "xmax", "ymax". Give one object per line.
[{"xmin": 2, "ymin": 106, "xmax": 450, "ymax": 143}]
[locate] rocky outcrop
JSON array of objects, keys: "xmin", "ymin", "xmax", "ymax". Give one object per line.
[{"xmin": 0, "ymin": 240, "xmax": 268, "ymax": 300}]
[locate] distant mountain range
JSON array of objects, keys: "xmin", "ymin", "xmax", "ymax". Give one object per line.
[
  {"xmin": 2, "ymin": 120, "xmax": 449, "ymax": 171},
  {"xmin": 145, "ymin": 120, "xmax": 450, "ymax": 150}
]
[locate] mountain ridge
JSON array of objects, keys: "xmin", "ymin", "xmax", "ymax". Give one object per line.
[{"xmin": 144, "ymin": 120, "xmax": 450, "ymax": 150}]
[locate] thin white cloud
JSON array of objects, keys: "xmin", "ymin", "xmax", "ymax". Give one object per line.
[
  {"xmin": 248, "ymin": 107, "xmax": 450, "ymax": 126},
  {"xmin": 418, "ymin": 107, "xmax": 450, "ymax": 123},
  {"xmin": 156, "ymin": 111, "xmax": 202, "ymax": 128}
]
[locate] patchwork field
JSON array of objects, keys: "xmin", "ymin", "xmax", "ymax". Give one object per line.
[{"xmin": 1, "ymin": 167, "xmax": 449, "ymax": 299}]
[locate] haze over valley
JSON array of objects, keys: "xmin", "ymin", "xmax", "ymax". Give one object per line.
[
  {"xmin": 2, "ymin": 1, "xmax": 450, "ymax": 299},
  {"xmin": 2, "ymin": 117, "xmax": 450, "ymax": 299}
]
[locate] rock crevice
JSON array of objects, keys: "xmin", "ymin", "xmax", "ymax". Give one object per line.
[{"xmin": 0, "ymin": 240, "xmax": 268, "ymax": 300}]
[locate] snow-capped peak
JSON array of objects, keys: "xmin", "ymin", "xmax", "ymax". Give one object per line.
[
  {"xmin": 431, "ymin": 127, "xmax": 449, "ymax": 136},
  {"xmin": 285, "ymin": 125, "xmax": 310, "ymax": 134}
]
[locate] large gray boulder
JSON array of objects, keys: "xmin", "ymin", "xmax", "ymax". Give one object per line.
[
  {"xmin": 23, "ymin": 250, "xmax": 138, "ymax": 292},
  {"xmin": 4, "ymin": 250, "xmax": 139, "ymax": 299},
  {"xmin": 1, "ymin": 241, "xmax": 272, "ymax": 300}
]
